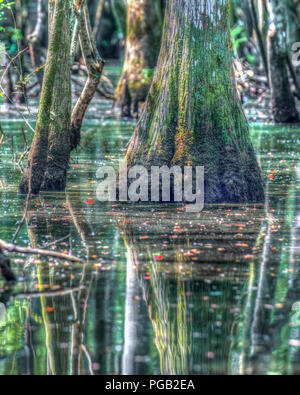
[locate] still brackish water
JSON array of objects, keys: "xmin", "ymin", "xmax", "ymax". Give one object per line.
[{"xmin": 0, "ymin": 98, "xmax": 300, "ymax": 375}]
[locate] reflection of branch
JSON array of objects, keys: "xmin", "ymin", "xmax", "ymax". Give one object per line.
[
  {"xmin": 66, "ymin": 192, "xmax": 95, "ymax": 374},
  {"xmin": 42, "ymin": 234, "xmax": 71, "ymax": 249},
  {"xmin": 80, "ymin": 344, "xmax": 94, "ymax": 375},
  {"xmin": 11, "ymin": 191, "xmax": 31, "ymax": 243},
  {"xmin": 66, "ymin": 192, "xmax": 97, "ymax": 259},
  {"xmin": 12, "ymin": 286, "xmax": 85, "ymax": 299},
  {"xmin": 0, "ymin": 238, "xmax": 82, "ymax": 263}
]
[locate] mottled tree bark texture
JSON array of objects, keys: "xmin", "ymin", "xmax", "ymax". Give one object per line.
[
  {"xmin": 115, "ymin": 0, "xmax": 163, "ymax": 117},
  {"xmin": 19, "ymin": 0, "xmax": 71, "ymax": 194},
  {"xmin": 126, "ymin": 0, "xmax": 265, "ymax": 204},
  {"xmin": 267, "ymin": 0, "xmax": 299, "ymax": 123},
  {"xmin": 42, "ymin": 0, "xmax": 71, "ymax": 191}
]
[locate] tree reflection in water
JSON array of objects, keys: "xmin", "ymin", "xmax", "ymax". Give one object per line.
[
  {"xmin": 117, "ymin": 203, "xmax": 263, "ymax": 374},
  {"xmin": 0, "ymin": 149, "xmax": 299, "ymax": 375}
]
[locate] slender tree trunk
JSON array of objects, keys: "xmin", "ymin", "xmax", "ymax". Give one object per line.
[
  {"xmin": 4, "ymin": 61, "xmax": 13, "ymax": 106},
  {"xmin": 19, "ymin": 0, "xmax": 69, "ymax": 194},
  {"xmin": 27, "ymin": 0, "xmax": 46, "ymax": 89},
  {"xmin": 267, "ymin": 0, "xmax": 299, "ymax": 123},
  {"xmin": 111, "ymin": 0, "xmax": 127, "ymax": 39},
  {"xmin": 92, "ymin": 0, "xmax": 105, "ymax": 39},
  {"xmin": 41, "ymin": 1, "xmax": 72, "ymax": 191},
  {"xmin": 115, "ymin": 0, "xmax": 163, "ymax": 117},
  {"xmin": 242, "ymin": 0, "xmax": 254, "ymax": 38},
  {"xmin": 70, "ymin": 0, "xmax": 105, "ymax": 150},
  {"xmin": 14, "ymin": 0, "xmax": 27, "ymax": 105},
  {"xmin": 126, "ymin": 0, "xmax": 264, "ymax": 203},
  {"xmin": 248, "ymin": 0, "xmax": 269, "ymax": 82}
]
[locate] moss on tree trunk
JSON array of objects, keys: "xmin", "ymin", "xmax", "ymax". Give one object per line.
[
  {"xmin": 115, "ymin": 0, "xmax": 163, "ymax": 117},
  {"xmin": 42, "ymin": 0, "xmax": 72, "ymax": 191},
  {"xmin": 19, "ymin": 0, "xmax": 70, "ymax": 194},
  {"xmin": 125, "ymin": 0, "xmax": 264, "ymax": 204},
  {"xmin": 19, "ymin": 0, "xmax": 103, "ymax": 194}
]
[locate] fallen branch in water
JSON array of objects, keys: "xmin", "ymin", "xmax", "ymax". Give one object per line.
[{"xmin": 0, "ymin": 239, "xmax": 82, "ymax": 263}]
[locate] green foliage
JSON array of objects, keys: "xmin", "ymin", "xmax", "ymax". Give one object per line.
[
  {"xmin": 5, "ymin": 26, "xmax": 22, "ymax": 56},
  {"xmin": 231, "ymin": 25, "xmax": 248, "ymax": 53},
  {"xmin": 0, "ymin": 1, "xmax": 15, "ymax": 32},
  {"xmin": 0, "ymin": 1, "xmax": 22, "ymax": 58},
  {"xmin": 141, "ymin": 68, "xmax": 154, "ymax": 84}
]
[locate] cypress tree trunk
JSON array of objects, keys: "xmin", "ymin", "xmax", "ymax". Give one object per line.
[
  {"xmin": 19, "ymin": 0, "xmax": 69, "ymax": 194},
  {"xmin": 126, "ymin": 0, "xmax": 264, "ymax": 203},
  {"xmin": 115, "ymin": 0, "xmax": 162, "ymax": 117},
  {"xmin": 42, "ymin": 0, "xmax": 71, "ymax": 191},
  {"xmin": 267, "ymin": 0, "xmax": 299, "ymax": 123}
]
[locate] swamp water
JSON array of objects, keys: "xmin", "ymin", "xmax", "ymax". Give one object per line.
[{"xmin": 0, "ymin": 94, "xmax": 300, "ymax": 375}]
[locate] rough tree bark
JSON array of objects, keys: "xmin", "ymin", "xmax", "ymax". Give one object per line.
[
  {"xmin": 267, "ymin": 0, "xmax": 299, "ymax": 123},
  {"xmin": 41, "ymin": 0, "xmax": 71, "ymax": 191},
  {"xmin": 19, "ymin": 0, "xmax": 69, "ymax": 195},
  {"xmin": 125, "ymin": 0, "xmax": 265, "ymax": 203},
  {"xmin": 115, "ymin": 0, "xmax": 163, "ymax": 117},
  {"xmin": 19, "ymin": 0, "xmax": 104, "ymax": 193}
]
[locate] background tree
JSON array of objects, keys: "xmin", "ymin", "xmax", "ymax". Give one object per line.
[
  {"xmin": 125, "ymin": 0, "xmax": 265, "ymax": 203},
  {"xmin": 267, "ymin": 0, "xmax": 299, "ymax": 123},
  {"xmin": 115, "ymin": 0, "xmax": 163, "ymax": 117},
  {"xmin": 111, "ymin": 0, "xmax": 127, "ymax": 40}
]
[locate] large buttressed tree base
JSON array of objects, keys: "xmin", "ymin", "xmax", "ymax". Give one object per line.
[{"xmin": 125, "ymin": 0, "xmax": 264, "ymax": 203}]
